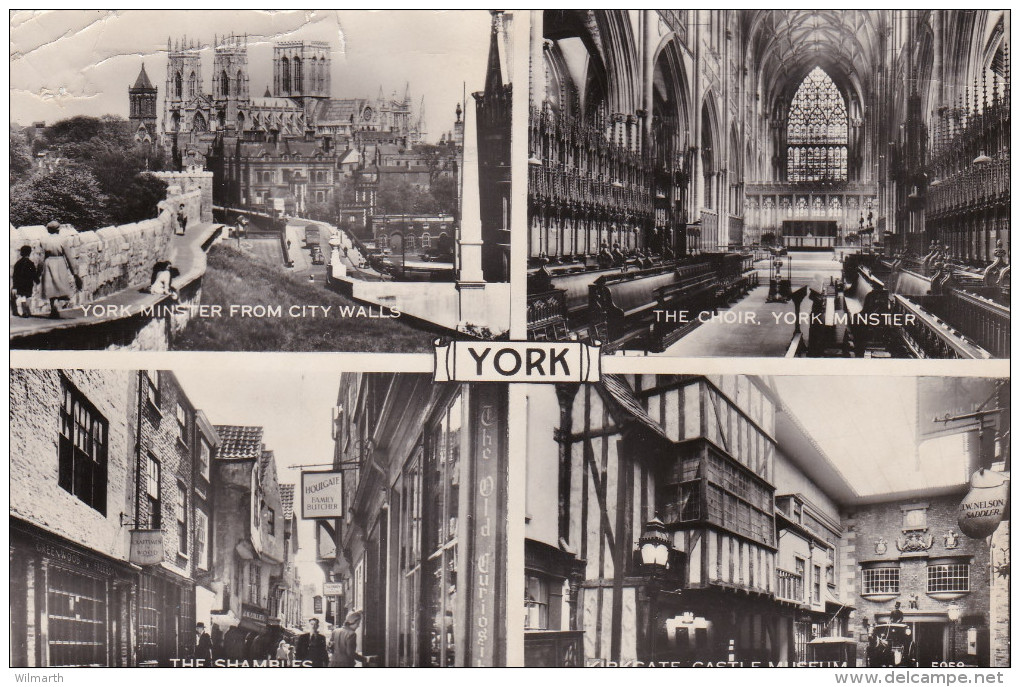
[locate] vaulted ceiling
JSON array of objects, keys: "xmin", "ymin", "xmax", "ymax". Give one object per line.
[{"xmin": 744, "ymin": 10, "xmax": 886, "ymax": 110}]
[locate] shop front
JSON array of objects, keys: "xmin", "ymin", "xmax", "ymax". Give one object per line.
[
  {"xmin": 10, "ymin": 520, "xmax": 136, "ymax": 667},
  {"xmin": 136, "ymin": 567, "xmax": 196, "ymax": 665}
]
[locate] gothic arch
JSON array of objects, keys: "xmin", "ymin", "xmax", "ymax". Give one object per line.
[
  {"xmin": 193, "ymin": 111, "xmax": 208, "ymax": 132},
  {"xmin": 281, "ymin": 57, "xmax": 291, "ymax": 92},
  {"xmin": 651, "ymin": 36, "xmax": 690, "ymax": 163},
  {"xmin": 188, "ymin": 71, "xmax": 197, "ymax": 99},
  {"xmin": 700, "ymin": 94, "xmax": 721, "ymax": 210},
  {"xmin": 175, "ymin": 71, "xmax": 183, "ymax": 99}
]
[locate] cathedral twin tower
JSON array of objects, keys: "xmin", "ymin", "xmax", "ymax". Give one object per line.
[{"xmin": 134, "ymin": 34, "xmax": 331, "ymax": 144}]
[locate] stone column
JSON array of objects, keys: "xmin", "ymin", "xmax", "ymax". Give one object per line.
[
  {"xmin": 642, "ymin": 10, "xmax": 655, "ymax": 154},
  {"xmin": 457, "ymin": 90, "xmax": 488, "ymax": 330},
  {"xmin": 530, "ymin": 10, "xmax": 545, "ymax": 107}
]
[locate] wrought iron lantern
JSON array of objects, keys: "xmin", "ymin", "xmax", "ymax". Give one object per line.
[{"xmin": 637, "ymin": 517, "xmax": 671, "ymax": 569}]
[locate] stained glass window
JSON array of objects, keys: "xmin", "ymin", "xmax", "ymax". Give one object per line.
[{"xmin": 787, "ymin": 67, "xmax": 848, "ymax": 182}]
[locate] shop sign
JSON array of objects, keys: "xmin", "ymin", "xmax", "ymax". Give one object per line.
[
  {"xmin": 301, "ymin": 471, "xmax": 343, "ymax": 519},
  {"xmin": 917, "ymin": 378, "xmax": 995, "ymax": 440},
  {"xmin": 323, "ymin": 582, "xmax": 343, "ymax": 596},
  {"xmin": 433, "ymin": 340, "xmax": 601, "ymax": 383},
  {"xmin": 30, "ymin": 535, "xmax": 115, "ymax": 577},
  {"xmin": 242, "ymin": 603, "xmax": 268, "ymax": 627},
  {"xmin": 468, "ymin": 386, "xmax": 504, "ymax": 666},
  {"xmin": 129, "ymin": 529, "xmax": 165, "ymax": 566},
  {"xmin": 958, "ymin": 468, "xmax": 1009, "ymax": 539}
]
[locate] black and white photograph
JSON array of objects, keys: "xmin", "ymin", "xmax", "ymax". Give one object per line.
[
  {"xmin": 5, "ymin": 7, "xmax": 1014, "ymax": 680},
  {"xmin": 9, "ymin": 368, "xmax": 510, "ymax": 667},
  {"xmin": 523, "ymin": 374, "xmax": 1010, "ymax": 667},
  {"xmin": 526, "ymin": 10, "xmax": 1010, "ymax": 359},
  {"xmin": 10, "ymin": 10, "xmax": 513, "ymax": 351}
]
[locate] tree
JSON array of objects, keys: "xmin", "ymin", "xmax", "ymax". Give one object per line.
[
  {"xmin": 27, "ymin": 116, "xmax": 169, "ymax": 228},
  {"xmin": 110, "ymin": 173, "xmax": 168, "ymax": 226},
  {"xmin": 429, "ymin": 175, "xmax": 458, "ymax": 215},
  {"xmin": 375, "ymin": 176, "xmax": 417, "ymax": 215},
  {"xmin": 10, "ymin": 128, "xmax": 33, "ymax": 185},
  {"xmin": 10, "ymin": 163, "xmax": 109, "ymax": 230}
]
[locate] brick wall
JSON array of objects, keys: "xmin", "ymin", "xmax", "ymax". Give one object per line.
[
  {"xmin": 9, "ymin": 369, "xmax": 134, "ymax": 560},
  {"xmin": 845, "ymin": 492, "xmax": 992, "ymax": 666},
  {"xmin": 137, "ymin": 371, "xmax": 196, "ymax": 580},
  {"xmin": 989, "ymin": 520, "xmax": 1009, "ymax": 667}
]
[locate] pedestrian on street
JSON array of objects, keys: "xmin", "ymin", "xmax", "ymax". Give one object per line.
[
  {"xmin": 296, "ymin": 617, "xmax": 329, "ymax": 667},
  {"xmin": 329, "ymin": 611, "xmax": 366, "ymax": 667},
  {"xmin": 195, "ymin": 623, "xmax": 213, "ymax": 662},
  {"xmin": 39, "ymin": 221, "xmax": 82, "ymax": 319}
]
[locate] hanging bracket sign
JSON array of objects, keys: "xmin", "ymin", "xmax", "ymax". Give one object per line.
[
  {"xmin": 129, "ymin": 529, "xmax": 165, "ymax": 566},
  {"xmin": 301, "ymin": 471, "xmax": 344, "ymax": 519},
  {"xmin": 958, "ymin": 468, "xmax": 1009, "ymax": 539}
]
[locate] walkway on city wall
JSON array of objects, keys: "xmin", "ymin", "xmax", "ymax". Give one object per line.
[
  {"xmin": 658, "ymin": 250, "xmax": 844, "ymax": 357},
  {"xmin": 9, "ymin": 222, "xmax": 223, "ymax": 341}
]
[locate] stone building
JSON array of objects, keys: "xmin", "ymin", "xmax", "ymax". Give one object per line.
[
  {"xmin": 207, "ymin": 425, "xmax": 288, "ymax": 656},
  {"xmin": 315, "ymin": 374, "xmax": 510, "ymax": 666},
  {"xmin": 129, "ymin": 63, "xmax": 158, "ymax": 144},
  {"xmin": 9, "ymin": 369, "xmax": 210, "ymax": 667},
  {"xmin": 846, "ymin": 494, "xmax": 992, "ymax": 666}
]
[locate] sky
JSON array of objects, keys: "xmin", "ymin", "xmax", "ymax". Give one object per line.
[
  {"xmin": 10, "ymin": 10, "xmax": 494, "ymax": 141},
  {"xmin": 173, "ymin": 368, "xmax": 342, "ymax": 588}
]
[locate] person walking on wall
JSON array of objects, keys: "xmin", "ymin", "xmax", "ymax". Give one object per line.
[
  {"xmin": 39, "ymin": 221, "xmax": 82, "ymax": 319},
  {"xmin": 177, "ymin": 203, "xmax": 189, "ymax": 235},
  {"xmin": 329, "ymin": 611, "xmax": 367, "ymax": 667},
  {"xmin": 11, "ymin": 245, "xmax": 39, "ymax": 317}
]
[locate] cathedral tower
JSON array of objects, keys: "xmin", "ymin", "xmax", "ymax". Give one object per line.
[
  {"xmin": 129, "ymin": 63, "xmax": 157, "ymax": 144},
  {"xmin": 273, "ymin": 41, "xmax": 331, "ymax": 114},
  {"xmin": 213, "ymin": 34, "xmax": 250, "ymax": 133},
  {"xmin": 163, "ymin": 37, "xmax": 203, "ymax": 140}
]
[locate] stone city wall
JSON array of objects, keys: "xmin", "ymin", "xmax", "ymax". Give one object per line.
[{"xmin": 10, "ymin": 185, "xmax": 203, "ymax": 315}]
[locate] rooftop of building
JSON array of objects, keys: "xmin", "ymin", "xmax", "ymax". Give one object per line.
[
  {"xmin": 279, "ymin": 484, "xmax": 295, "ymax": 520},
  {"xmin": 213, "ymin": 424, "xmax": 264, "ymax": 460},
  {"xmin": 132, "ymin": 63, "xmax": 154, "ymax": 90}
]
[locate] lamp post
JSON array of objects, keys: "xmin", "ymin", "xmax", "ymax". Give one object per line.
[
  {"xmin": 636, "ymin": 518, "xmax": 672, "ymax": 663},
  {"xmin": 947, "ymin": 605, "xmax": 961, "ymax": 663}
]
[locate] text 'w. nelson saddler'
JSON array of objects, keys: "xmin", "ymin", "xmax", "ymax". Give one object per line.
[{"xmin": 433, "ymin": 340, "xmax": 601, "ymax": 383}]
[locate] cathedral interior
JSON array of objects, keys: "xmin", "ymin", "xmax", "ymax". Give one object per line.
[{"xmin": 526, "ymin": 10, "xmax": 1009, "ymax": 359}]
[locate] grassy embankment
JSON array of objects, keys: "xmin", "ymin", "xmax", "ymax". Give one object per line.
[{"xmin": 174, "ymin": 243, "xmax": 435, "ymax": 352}]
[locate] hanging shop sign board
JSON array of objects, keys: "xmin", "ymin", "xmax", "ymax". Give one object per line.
[
  {"xmin": 301, "ymin": 471, "xmax": 344, "ymax": 519},
  {"xmin": 958, "ymin": 468, "xmax": 1009, "ymax": 539},
  {"xmin": 129, "ymin": 529, "xmax": 165, "ymax": 566},
  {"xmin": 323, "ymin": 582, "xmax": 343, "ymax": 596}
]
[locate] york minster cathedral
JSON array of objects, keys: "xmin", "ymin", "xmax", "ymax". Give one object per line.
[{"xmin": 526, "ymin": 10, "xmax": 1009, "ymax": 359}]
